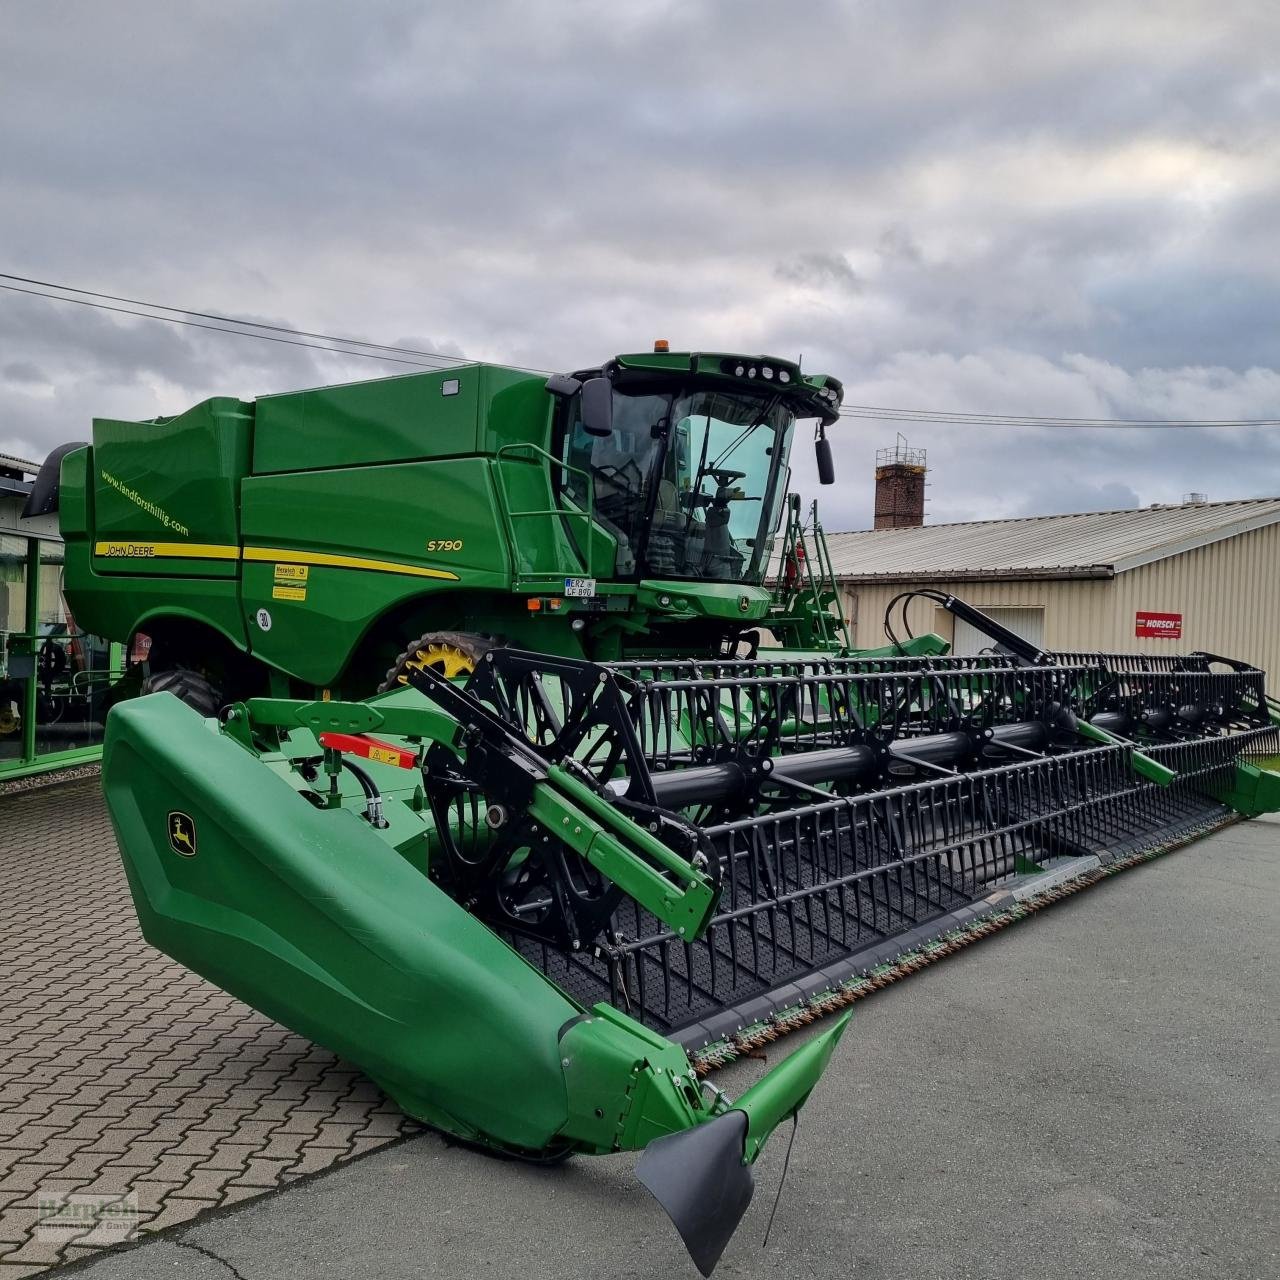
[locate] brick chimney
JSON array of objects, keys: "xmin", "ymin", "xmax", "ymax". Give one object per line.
[{"xmin": 874, "ymin": 437, "xmax": 927, "ymax": 529}]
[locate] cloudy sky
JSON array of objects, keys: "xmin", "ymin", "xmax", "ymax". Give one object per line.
[{"xmin": 2, "ymin": 0, "xmax": 1278, "ymax": 529}]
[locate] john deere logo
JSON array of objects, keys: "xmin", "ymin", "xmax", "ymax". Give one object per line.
[{"xmin": 167, "ymin": 811, "xmax": 197, "ymax": 857}]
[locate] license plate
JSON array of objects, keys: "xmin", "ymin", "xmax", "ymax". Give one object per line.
[{"xmin": 564, "ymin": 577, "xmax": 597, "ymax": 598}]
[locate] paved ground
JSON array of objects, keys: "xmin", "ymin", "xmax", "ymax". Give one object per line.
[
  {"xmin": 0, "ymin": 780, "xmax": 416, "ymax": 1277},
  {"xmin": 3, "ymin": 783, "xmax": 1277, "ymax": 1279}
]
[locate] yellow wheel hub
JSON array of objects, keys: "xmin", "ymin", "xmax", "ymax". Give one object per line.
[
  {"xmin": 0, "ymin": 705, "xmax": 19, "ymax": 736},
  {"xmin": 399, "ymin": 642, "xmax": 477, "ymax": 684}
]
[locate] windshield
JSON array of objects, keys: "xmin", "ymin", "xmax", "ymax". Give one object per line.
[{"xmin": 562, "ymin": 386, "xmax": 796, "ymax": 582}]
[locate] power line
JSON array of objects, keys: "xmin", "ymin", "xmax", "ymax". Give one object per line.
[
  {"xmin": 0, "ymin": 282, "xmax": 450, "ymax": 370},
  {"xmin": 837, "ymin": 405, "xmax": 1280, "ymax": 428},
  {"xmin": 3, "ymin": 271, "xmax": 1278, "ymax": 427},
  {"xmin": 839, "ymin": 404, "xmax": 1280, "ymax": 430},
  {"xmin": 0, "ymin": 272, "xmax": 471, "ymax": 367}
]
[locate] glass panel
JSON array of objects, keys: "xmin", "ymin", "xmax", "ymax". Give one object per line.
[
  {"xmin": 31, "ymin": 540, "xmax": 112, "ymax": 756},
  {"xmin": 651, "ymin": 391, "xmax": 794, "ymax": 581},
  {"xmin": 564, "ymin": 392, "xmax": 669, "ymax": 575},
  {"xmin": 0, "ymin": 535, "xmax": 29, "ymax": 760},
  {"xmin": 0, "ymin": 532, "xmax": 27, "ymax": 635},
  {"xmin": 559, "ymin": 385, "xmax": 799, "ymax": 584}
]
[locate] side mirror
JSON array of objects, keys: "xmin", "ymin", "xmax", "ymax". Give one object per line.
[
  {"xmin": 580, "ymin": 378, "xmax": 613, "ymax": 438},
  {"xmin": 815, "ymin": 432, "xmax": 835, "ymax": 485},
  {"xmin": 544, "ymin": 373, "xmax": 582, "ymax": 399}
]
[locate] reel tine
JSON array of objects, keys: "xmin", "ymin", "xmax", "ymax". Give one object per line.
[{"xmin": 446, "ymin": 647, "xmax": 1274, "ymax": 1040}]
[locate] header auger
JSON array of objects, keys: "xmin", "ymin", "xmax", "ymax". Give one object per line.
[{"xmin": 37, "ymin": 350, "xmax": 1280, "ymax": 1272}]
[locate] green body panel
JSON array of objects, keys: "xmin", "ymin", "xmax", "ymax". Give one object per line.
[
  {"xmin": 476, "ymin": 366, "xmax": 556, "ymax": 455},
  {"xmin": 103, "ymin": 690, "xmax": 840, "ymax": 1161},
  {"xmin": 81, "ymin": 572, "xmax": 247, "ymax": 654},
  {"xmin": 252, "ymin": 367, "xmax": 484, "ymax": 473},
  {"xmin": 558, "ymin": 1008, "xmax": 704, "ymax": 1152},
  {"xmin": 637, "ymin": 581, "xmax": 773, "ymax": 623},
  {"xmin": 60, "ymin": 447, "xmax": 249, "ymax": 650},
  {"xmin": 90, "ymin": 398, "xmax": 252, "ymax": 576},
  {"xmin": 733, "ymin": 1011, "xmax": 853, "ymax": 1161},
  {"xmin": 252, "ymin": 364, "xmax": 550, "ymax": 476},
  {"xmin": 239, "ymin": 458, "xmax": 513, "ymax": 685},
  {"xmin": 106, "ymin": 692, "xmax": 627, "ymax": 1149},
  {"xmin": 1212, "ymin": 758, "xmax": 1280, "ymax": 817}
]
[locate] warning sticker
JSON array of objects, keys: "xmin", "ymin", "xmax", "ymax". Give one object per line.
[
  {"xmin": 274, "ymin": 563, "xmax": 309, "ymax": 582},
  {"xmin": 272, "ymin": 585, "xmax": 307, "ymax": 601}
]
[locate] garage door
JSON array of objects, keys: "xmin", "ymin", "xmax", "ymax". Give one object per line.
[{"xmin": 948, "ymin": 605, "xmax": 1045, "ymax": 656}]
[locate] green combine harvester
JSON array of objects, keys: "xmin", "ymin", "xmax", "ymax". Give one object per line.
[{"xmin": 29, "ymin": 347, "xmax": 1280, "ymax": 1273}]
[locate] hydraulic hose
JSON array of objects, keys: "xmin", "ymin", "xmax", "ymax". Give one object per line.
[
  {"xmin": 341, "ymin": 758, "xmax": 388, "ymax": 828},
  {"xmin": 298, "ymin": 751, "xmax": 388, "ymax": 828}
]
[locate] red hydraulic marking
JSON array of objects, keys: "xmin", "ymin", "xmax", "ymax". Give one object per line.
[{"xmin": 317, "ymin": 732, "xmax": 417, "ymax": 769}]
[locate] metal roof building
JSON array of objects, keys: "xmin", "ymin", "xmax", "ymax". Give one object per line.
[{"xmin": 825, "ymin": 497, "xmax": 1280, "ymax": 673}]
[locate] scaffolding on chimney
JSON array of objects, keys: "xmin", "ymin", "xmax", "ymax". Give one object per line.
[
  {"xmin": 874, "ymin": 433, "xmax": 928, "ymax": 530},
  {"xmin": 875, "ymin": 434, "xmax": 928, "ymax": 470}
]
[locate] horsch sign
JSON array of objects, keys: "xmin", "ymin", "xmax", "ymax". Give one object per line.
[{"xmin": 1135, "ymin": 611, "xmax": 1182, "ymax": 639}]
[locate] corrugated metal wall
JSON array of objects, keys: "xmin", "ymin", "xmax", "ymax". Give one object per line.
[{"xmin": 841, "ymin": 522, "xmax": 1280, "ymax": 675}]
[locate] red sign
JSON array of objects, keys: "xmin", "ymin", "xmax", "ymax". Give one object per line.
[{"xmin": 1135, "ymin": 611, "xmax": 1182, "ymax": 639}]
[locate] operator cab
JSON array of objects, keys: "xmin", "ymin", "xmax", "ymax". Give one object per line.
[{"xmin": 550, "ymin": 349, "xmax": 842, "ymax": 584}]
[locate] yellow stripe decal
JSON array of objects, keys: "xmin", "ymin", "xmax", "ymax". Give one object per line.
[
  {"xmin": 94, "ymin": 541, "xmax": 239, "ymax": 560},
  {"xmin": 92, "ymin": 540, "xmax": 458, "ymax": 582},
  {"xmin": 244, "ymin": 547, "xmax": 459, "ymax": 581}
]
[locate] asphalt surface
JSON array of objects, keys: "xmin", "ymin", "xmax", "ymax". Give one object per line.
[{"xmin": 69, "ymin": 813, "xmax": 1279, "ymax": 1280}]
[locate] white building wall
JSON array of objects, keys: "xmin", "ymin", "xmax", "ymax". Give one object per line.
[{"xmin": 840, "ymin": 522, "xmax": 1280, "ymax": 675}]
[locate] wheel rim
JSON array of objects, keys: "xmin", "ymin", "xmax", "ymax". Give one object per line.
[{"xmin": 398, "ymin": 642, "xmax": 477, "ymax": 684}]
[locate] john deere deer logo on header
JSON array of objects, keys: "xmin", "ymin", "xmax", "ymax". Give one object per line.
[{"xmin": 167, "ymin": 812, "xmax": 197, "ymax": 857}]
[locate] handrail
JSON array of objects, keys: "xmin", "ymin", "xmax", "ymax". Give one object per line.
[
  {"xmin": 492, "ymin": 443, "xmax": 596, "ymax": 580},
  {"xmin": 810, "ymin": 502, "xmax": 852, "ymax": 649},
  {"xmin": 70, "ymin": 667, "xmax": 118, "ymax": 694}
]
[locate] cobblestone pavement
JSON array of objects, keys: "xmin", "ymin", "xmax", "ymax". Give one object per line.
[{"xmin": 0, "ymin": 779, "xmax": 417, "ymax": 1277}]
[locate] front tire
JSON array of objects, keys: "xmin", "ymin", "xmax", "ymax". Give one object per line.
[
  {"xmin": 141, "ymin": 667, "xmax": 222, "ymax": 717},
  {"xmin": 378, "ymin": 631, "xmax": 495, "ymax": 692}
]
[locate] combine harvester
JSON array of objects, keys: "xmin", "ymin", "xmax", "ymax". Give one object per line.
[{"xmin": 30, "ymin": 347, "xmax": 1280, "ymax": 1273}]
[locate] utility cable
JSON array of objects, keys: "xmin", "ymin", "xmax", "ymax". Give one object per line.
[
  {"xmin": 0, "ymin": 282, "xmax": 447, "ymax": 369},
  {"xmin": 0, "ymin": 272, "xmax": 468, "ymax": 366},
  {"xmin": 4, "ymin": 270, "xmax": 1278, "ymax": 426},
  {"xmin": 838, "ymin": 405, "xmax": 1280, "ymax": 428}
]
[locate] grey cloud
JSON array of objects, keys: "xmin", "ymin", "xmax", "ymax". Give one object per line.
[
  {"xmin": 775, "ymin": 253, "xmax": 863, "ymax": 294},
  {"xmin": 1011, "ymin": 479, "xmax": 1143, "ymax": 518},
  {"xmin": 803, "ymin": 349, "xmax": 1280, "ymax": 531},
  {"xmin": 877, "ymin": 226, "xmax": 922, "ymax": 265},
  {"xmin": 0, "ymin": 0, "xmax": 1278, "ymax": 529}
]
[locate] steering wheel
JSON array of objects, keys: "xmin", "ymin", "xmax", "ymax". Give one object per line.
[{"xmin": 708, "ymin": 469, "xmax": 747, "ymax": 487}]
